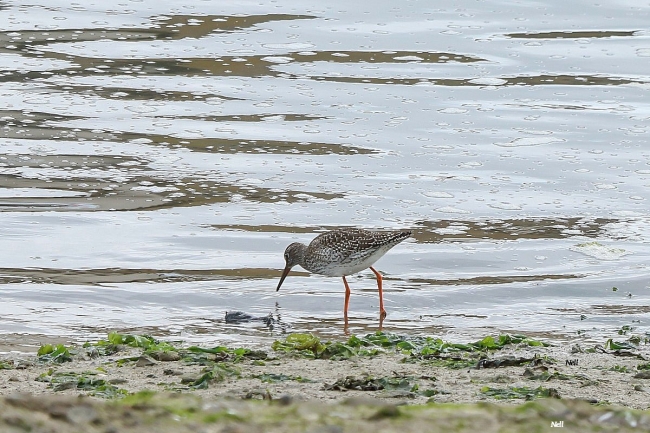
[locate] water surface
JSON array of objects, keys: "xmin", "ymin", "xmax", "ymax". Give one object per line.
[{"xmin": 1, "ymin": 0, "xmax": 649, "ymax": 351}]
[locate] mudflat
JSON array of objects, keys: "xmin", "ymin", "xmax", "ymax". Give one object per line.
[{"xmin": 1, "ymin": 331, "xmax": 649, "ymax": 432}]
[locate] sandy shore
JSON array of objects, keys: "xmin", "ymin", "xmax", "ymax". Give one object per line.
[{"xmin": 1, "ymin": 332, "xmax": 649, "ymax": 431}]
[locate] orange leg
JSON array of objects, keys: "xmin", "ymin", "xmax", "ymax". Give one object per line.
[
  {"xmin": 369, "ymin": 266, "xmax": 387, "ymax": 319},
  {"xmin": 342, "ymin": 275, "xmax": 351, "ymax": 320}
]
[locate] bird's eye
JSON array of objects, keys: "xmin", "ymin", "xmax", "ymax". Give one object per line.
[{"xmin": 284, "ymin": 253, "xmax": 288, "ymax": 261}]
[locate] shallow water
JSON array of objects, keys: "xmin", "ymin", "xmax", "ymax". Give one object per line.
[{"xmin": 1, "ymin": 0, "xmax": 649, "ymax": 351}]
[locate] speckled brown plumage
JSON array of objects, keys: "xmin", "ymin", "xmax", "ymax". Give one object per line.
[{"xmin": 276, "ymin": 228, "xmax": 411, "ymax": 320}]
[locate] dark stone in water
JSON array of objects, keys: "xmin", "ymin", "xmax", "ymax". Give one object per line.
[{"xmin": 225, "ymin": 311, "xmax": 276, "ymax": 328}]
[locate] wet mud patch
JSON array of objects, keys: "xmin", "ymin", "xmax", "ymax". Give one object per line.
[
  {"xmin": 1, "ymin": 334, "xmax": 650, "ymax": 433},
  {"xmin": 1, "ymin": 330, "xmax": 650, "ymax": 419},
  {"xmin": 413, "ymin": 217, "xmax": 616, "ymax": 242},
  {"xmin": 0, "ymin": 267, "xmax": 282, "ymax": 285},
  {"xmin": 0, "ymin": 151, "xmax": 342, "ymax": 211}
]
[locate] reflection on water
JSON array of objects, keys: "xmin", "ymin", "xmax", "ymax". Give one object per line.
[{"xmin": 0, "ymin": 0, "xmax": 649, "ymax": 351}]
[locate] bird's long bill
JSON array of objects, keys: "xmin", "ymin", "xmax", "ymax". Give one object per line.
[{"xmin": 276, "ymin": 267, "xmax": 291, "ymax": 291}]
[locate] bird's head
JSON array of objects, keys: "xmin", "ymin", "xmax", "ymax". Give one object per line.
[{"xmin": 276, "ymin": 242, "xmax": 306, "ymax": 291}]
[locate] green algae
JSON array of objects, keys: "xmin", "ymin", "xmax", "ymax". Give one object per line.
[
  {"xmin": 324, "ymin": 374, "xmax": 439, "ymax": 398},
  {"xmin": 271, "ymin": 333, "xmax": 327, "ymax": 357},
  {"xmin": 480, "ymin": 386, "xmax": 561, "ymax": 400},
  {"xmin": 83, "ymin": 332, "xmax": 178, "ymax": 358},
  {"xmin": 524, "ymin": 370, "xmax": 571, "ymax": 381},
  {"xmin": 37, "ymin": 344, "xmax": 73, "ymax": 363},
  {"xmin": 35, "ymin": 370, "xmax": 128, "ymax": 398},
  {"xmin": 255, "ymin": 373, "xmax": 314, "ymax": 383},
  {"xmin": 271, "ymin": 332, "xmax": 549, "ymax": 362},
  {"xmin": 185, "ymin": 345, "xmax": 267, "ymax": 363},
  {"xmin": 637, "ymin": 362, "xmax": 650, "ymax": 371},
  {"xmin": 187, "ymin": 363, "xmax": 241, "ymax": 389}
]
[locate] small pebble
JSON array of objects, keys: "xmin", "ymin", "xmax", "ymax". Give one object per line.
[
  {"xmin": 135, "ymin": 356, "xmax": 157, "ymax": 367},
  {"xmin": 633, "ymin": 371, "xmax": 650, "ymax": 379},
  {"xmin": 150, "ymin": 351, "xmax": 181, "ymax": 362},
  {"xmin": 108, "ymin": 378, "xmax": 128, "ymax": 385}
]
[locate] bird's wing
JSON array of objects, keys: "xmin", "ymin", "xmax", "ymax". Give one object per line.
[{"xmin": 308, "ymin": 229, "xmax": 409, "ymax": 266}]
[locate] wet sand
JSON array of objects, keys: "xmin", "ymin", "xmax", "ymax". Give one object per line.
[
  {"xmin": 2, "ymin": 332, "xmax": 650, "ymax": 431},
  {"xmin": 2, "ymin": 335, "xmax": 650, "ymax": 405}
]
